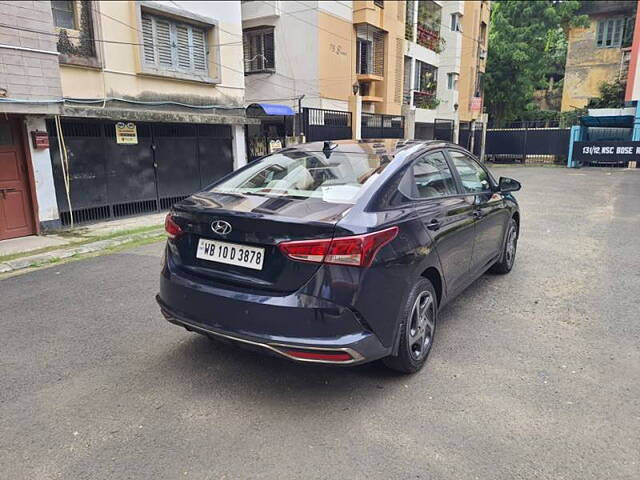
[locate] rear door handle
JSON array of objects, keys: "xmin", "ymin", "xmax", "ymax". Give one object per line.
[{"xmin": 426, "ymin": 219, "xmax": 441, "ymax": 231}]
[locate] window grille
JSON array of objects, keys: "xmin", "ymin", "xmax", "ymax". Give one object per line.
[{"xmin": 243, "ymin": 27, "xmax": 275, "ymax": 73}]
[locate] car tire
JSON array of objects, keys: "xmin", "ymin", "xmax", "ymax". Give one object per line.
[
  {"xmin": 383, "ymin": 278, "xmax": 437, "ymax": 374},
  {"xmin": 490, "ymin": 218, "xmax": 518, "ymax": 274}
]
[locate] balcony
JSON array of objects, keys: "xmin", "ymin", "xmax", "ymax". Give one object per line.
[
  {"xmin": 361, "ymin": 95, "xmax": 384, "ymax": 103},
  {"xmin": 356, "ymin": 73, "xmax": 384, "ymax": 83},
  {"xmin": 356, "ymin": 24, "xmax": 385, "ymax": 79},
  {"xmin": 417, "ymin": 25, "xmax": 442, "ymax": 53},
  {"xmin": 413, "ymin": 90, "xmax": 439, "ymax": 110},
  {"xmin": 241, "ymin": 0, "xmax": 280, "ymax": 22}
]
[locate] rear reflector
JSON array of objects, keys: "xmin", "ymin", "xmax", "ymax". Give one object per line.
[
  {"xmin": 165, "ymin": 213, "xmax": 183, "ymax": 240},
  {"xmin": 285, "ymin": 350, "xmax": 353, "ymax": 362},
  {"xmin": 278, "ymin": 226, "xmax": 398, "ymax": 268}
]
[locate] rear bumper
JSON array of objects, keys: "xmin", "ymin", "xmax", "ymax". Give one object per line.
[
  {"xmin": 158, "ymin": 296, "xmax": 372, "ymax": 365},
  {"xmin": 157, "ymin": 258, "xmax": 390, "ymax": 365}
]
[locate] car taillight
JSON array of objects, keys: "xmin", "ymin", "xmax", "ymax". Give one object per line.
[
  {"xmin": 278, "ymin": 226, "xmax": 398, "ymax": 268},
  {"xmin": 165, "ymin": 213, "xmax": 183, "ymax": 240}
]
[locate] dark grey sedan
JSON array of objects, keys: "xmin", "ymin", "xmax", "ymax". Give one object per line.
[{"xmin": 157, "ymin": 140, "xmax": 521, "ymax": 373}]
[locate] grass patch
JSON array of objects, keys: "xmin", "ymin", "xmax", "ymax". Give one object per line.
[
  {"xmin": 0, "ymin": 224, "xmax": 163, "ymax": 263},
  {"xmin": 83, "ymin": 224, "xmax": 163, "ymax": 241},
  {"xmin": 0, "ymin": 242, "xmax": 84, "ymax": 263}
]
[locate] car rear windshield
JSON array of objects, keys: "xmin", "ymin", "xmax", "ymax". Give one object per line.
[{"xmin": 209, "ymin": 150, "xmax": 392, "ymax": 204}]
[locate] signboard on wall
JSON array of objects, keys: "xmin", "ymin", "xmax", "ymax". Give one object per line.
[
  {"xmin": 269, "ymin": 139, "xmax": 283, "ymax": 153},
  {"xmin": 115, "ymin": 122, "xmax": 138, "ymax": 145},
  {"xmin": 31, "ymin": 131, "xmax": 49, "ymax": 149},
  {"xmin": 470, "ymin": 97, "xmax": 483, "ymax": 112},
  {"xmin": 573, "ymin": 141, "xmax": 640, "ymax": 164}
]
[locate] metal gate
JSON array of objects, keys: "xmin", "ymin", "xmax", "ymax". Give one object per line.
[
  {"xmin": 434, "ymin": 118, "xmax": 454, "ymax": 142},
  {"xmin": 458, "ymin": 121, "xmax": 483, "ymax": 156},
  {"xmin": 361, "ymin": 113, "xmax": 404, "ymax": 138},
  {"xmin": 485, "ymin": 127, "xmax": 570, "ymax": 162},
  {"xmin": 48, "ymin": 120, "xmax": 233, "ymax": 226},
  {"xmin": 303, "ymin": 108, "xmax": 352, "ymax": 142}
]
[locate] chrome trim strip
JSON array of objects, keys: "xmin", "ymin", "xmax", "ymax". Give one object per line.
[{"xmin": 165, "ymin": 314, "xmax": 364, "ymax": 365}]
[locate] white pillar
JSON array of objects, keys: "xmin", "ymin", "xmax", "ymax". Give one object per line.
[
  {"xmin": 479, "ymin": 113, "xmax": 488, "ymax": 162},
  {"xmin": 453, "ymin": 118, "xmax": 460, "ymax": 144},
  {"xmin": 412, "ymin": 1, "xmax": 418, "ymax": 43},
  {"xmin": 403, "ymin": 104, "xmax": 415, "ymax": 139},
  {"xmin": 232, "ymin": 124, "xmax": 247, "ymax": 169},
  {"xmin": 349, "ymin": 95, "xmax": 362, "ymax": 140},
  {"xmin": 24, "ymin": 115, "xmax": 60, "ymax": 229}
]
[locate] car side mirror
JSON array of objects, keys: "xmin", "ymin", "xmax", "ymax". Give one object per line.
[{"xmin": 498, "ymin": 176, "xmax": 521, "ymax": 193}]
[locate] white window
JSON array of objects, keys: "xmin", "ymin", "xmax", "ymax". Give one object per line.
[
  {"xmin": 414, "ymin": 60, "xmax": 437, "ymax": 92},
  {"xmin": 357, "ymin": 38, "xmax": 373, "ymax": 74},
  {"xmin": 447, "ymin": 72, "xmax": 458, "ymax": 90},
  {"xmin": 51, "ymin": 0, "xmax": 76, "ymax": 29},
  {"xmin": 450, "ymin": 13, "xmax": 462, "ymax": 33},
  {"xmin": 141, "ymin": 13, "xmax": 208, "ymax": 74},
  {"xmin": 596, "ymin": 18, "xmax": 625, "ymax": 48},
  {"xmin": 243, "ymin": 27, "xmax": 275, "ymax": 73}
]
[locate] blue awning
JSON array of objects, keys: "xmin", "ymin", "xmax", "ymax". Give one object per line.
[{"xmin": 246, "ymin": 103, "xmax": 295, "ymax": 117}]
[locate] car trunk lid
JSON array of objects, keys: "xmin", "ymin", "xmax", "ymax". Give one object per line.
[{"xmin": 171, "ymin": 191, "xmax": 352, "ymax": 293}]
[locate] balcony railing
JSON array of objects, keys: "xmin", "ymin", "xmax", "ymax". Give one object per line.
[
  {"xmin": 413, "ymin": 91, "xmax": 439, "ymax": 110},
  {"xmin": 417, "ymin": 25, "xmax": 442, "ymax": 52}
]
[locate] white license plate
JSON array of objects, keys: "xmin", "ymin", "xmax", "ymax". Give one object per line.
[{"xmin": 196, "ymin": 238, "xmax": 265, "ymax": 271}]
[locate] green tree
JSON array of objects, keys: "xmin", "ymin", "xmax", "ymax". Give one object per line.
[
  {"xmin": 485, "ymin": 0, "xmax": 588, "ymax": 126},
  {"xmin": 587, "ymin": 78, "xmax": 627, "ymax": 108}
]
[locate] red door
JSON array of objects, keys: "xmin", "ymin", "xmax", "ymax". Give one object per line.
[{"xmin": 0, "ymin": 119, "xmax": 36, "ymax": 240}]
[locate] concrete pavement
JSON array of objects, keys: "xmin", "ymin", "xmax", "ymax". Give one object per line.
[
  {"xmin": 0, "ymin": 212, "xmax": 166, "ymax": 258},
  {"xmin": 0, "ymin": 213, "xmax": 166, "ymax": 275},
  {"xmin": 0, "ymin": 167, "xmax": 638, "ymax": 479}
]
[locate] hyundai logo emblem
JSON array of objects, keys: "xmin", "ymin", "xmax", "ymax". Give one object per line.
[{"xmin": 211, "ymin": 220, "xmax": 232, "ymax": 235}]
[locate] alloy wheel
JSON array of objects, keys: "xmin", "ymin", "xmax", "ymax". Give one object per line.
[{"xmin": 408, "ymin": 291, "xmax": 435, "ymax": 361}]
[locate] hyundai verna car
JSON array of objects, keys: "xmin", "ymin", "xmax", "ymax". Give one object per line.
[{"xmin": 157, "ymin": 140, "xmax": 521, "ymax": 373}]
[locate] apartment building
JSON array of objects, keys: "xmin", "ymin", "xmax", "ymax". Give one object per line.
[
  {"xmin": 458, "ymin": 0, "xmax": 489, "ymax": 127},
  {"xmin": 402, "ymin": 0, "xmax": 463, "ymax": 141},
  {"xmin": 0, "ymin": 0, "xmax": 249, "ymax": 236},
  {"xmin": 241, "ymin": 0, "xmax": 406, "ymax": 156},
  {"xmin": 561, "ymin": 0, "xmax": 636, "ymax": 111},
  {"xmin": 242, "ymin": 0, "xmax": 407, "ymax": 111},
  {"xmin": 241, "ymin": 0, "xmax": 490, "ymax": 150}
]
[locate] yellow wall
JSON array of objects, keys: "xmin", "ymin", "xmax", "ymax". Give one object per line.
[
  {"xmin": 459, "ymin": 0, "xmax": 490, "ymax": 122},
  {"xmin": 350, "ymin": 0, "xmax": 405, "ymax": 115},
  {"xmin": 561, "ymin": 18, "xmax": 626, "ymax": 111},
  {"xmin": 318, "ymin": 11, "xmax": 354, "ymax": 102},
  {"xmin": 60, "ymin": 1, "xmax": 244, "ymax": 105}
]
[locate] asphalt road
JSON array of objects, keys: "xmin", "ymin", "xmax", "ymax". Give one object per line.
[{"xmin": 1, "ymin": 166, "xmax": 639, "ymax": 480}]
